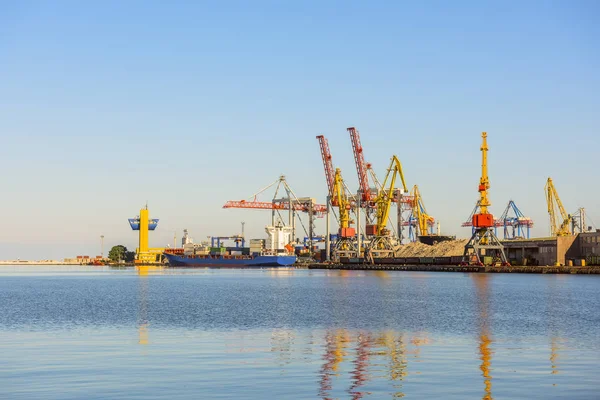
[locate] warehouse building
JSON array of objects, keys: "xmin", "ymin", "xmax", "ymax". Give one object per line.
[{"xmin": 502, "ymin": 231, "xmax": 600, "ymax": 266}]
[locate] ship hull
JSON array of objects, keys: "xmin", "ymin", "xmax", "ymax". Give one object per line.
[{"xmin": 164, "ymin": 253, "xmax": 296, "ymax": 267}]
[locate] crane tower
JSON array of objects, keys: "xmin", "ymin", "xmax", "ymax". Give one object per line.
[{"xmin": 463, "ymin": 132, "xmax": 508, "ymax": 266}]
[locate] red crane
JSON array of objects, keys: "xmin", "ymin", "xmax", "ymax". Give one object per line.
[
  {"xmin": 348, "ymin": 127, "xmax": 372, "ymax": 204},
  {"xmin": 316, "ymin": 135, "xmax": 336, "ymax": 205}
]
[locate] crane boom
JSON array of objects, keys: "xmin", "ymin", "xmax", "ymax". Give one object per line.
[
  {"xmin": 316, "ymin": 135, "xmax": 336, "ymax": 201},
  {"xmin": 348, "ymin": 127, "xmax": 371, "ymax": 203},
  {"xmin": 545, "ymin": 178, "xmax": 571, "ymax": 236},
  {"xmin": 223, "ymin": 200, "xmax": 327, "ymax": 214}
]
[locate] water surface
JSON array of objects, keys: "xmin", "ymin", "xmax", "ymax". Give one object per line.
[{"xmin": 0, "ymin": 266, "xmax": 598, "ymax": 399}]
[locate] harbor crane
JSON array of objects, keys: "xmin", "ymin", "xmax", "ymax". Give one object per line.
[
  {"xmin": 348, "ymin": 127, "xmax": 376, "ymax": 223},
  {"xmin": 495, "ymin": 200, "xmax": 533, "ymax": 239},
  {"xmin": 317, "ymin": 135, "xmax": 357, "ymax": 260},
  {"xmin": 223, "ymin": 175, "xmax": 326, "ymax": 248},
  {"xmin": 348, "ymin": 126, "xmax": 413, "ymax": 241},
  {"xmin": 409, "ymin": 185, "xmax": 435, "ymax": 240},
  {"xmin": 463, "ymin": 199, "xmax": 534, "ymax": 240},
  {"xmin": 545, "ymin": 178, "xmax": 572, "ymax": 236},
  {"xmin": 365, "ymin": 155, "xmax": 409, "ymax": 261},
  {"xmin": 463, "ymin": 132, "xmax": 508, "ymax": 266}
]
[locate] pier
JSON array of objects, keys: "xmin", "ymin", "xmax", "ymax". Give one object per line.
[{"xmin": 308, "ymin": 263, "xmax": 600, "ymax": 274}]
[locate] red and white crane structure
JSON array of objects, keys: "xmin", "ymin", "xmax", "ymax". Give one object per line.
[{"xmin": 223, "ymin": 175, "xmax": 326, "ymax": 245}]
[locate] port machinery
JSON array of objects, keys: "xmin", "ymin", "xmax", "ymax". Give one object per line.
[
  {"xmin": 365, "ymin": 155, "xmax": 409, "ymax": 262},
  {"xmin": 463, "ymin": 199, "xmax": 534, "ymax": 240},
  {"xmin": 406, "ymin": 185, "xmax": 436, "ymax": 242},
  {"xmin": 348, "ymin": 126, "xmax": 376, "ymax": 224},
  {"xmin": 222, "ymin": 175, "xmax": 326, "ymax": 251},
  {"xmin": 545, "ymin": 177, "xmax": 572, "ymax": 236},
  {"xmin": 463, "ymin": 132, "xmax": 509, "ymax": 266},
  {"xmin": 496, "ymin": 200, "xmax": 533, "ymax": 239},
  {"xmin": 545, "ymin": 178, "xmax": 594, "ymax": 236},
  {"xmin": 348, "ymin": 127, "xmax": 414, "ymax": 242},
  {"xmin": 317, "ymin": 134, "xmax": 358, "ymax": 260}
]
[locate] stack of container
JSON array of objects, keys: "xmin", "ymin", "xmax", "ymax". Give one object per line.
[
  {"xmin": 210, "ymin": 247, "xmax": 226, "ymax": 255},
  {"xmin": 249, "ymin": 239, "xmax": 264, "ymax": 255}
]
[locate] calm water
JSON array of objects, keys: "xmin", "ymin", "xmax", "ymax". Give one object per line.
[{"xmin": 0, "ymin": 266, "xmax": 599, "ymax": 399}]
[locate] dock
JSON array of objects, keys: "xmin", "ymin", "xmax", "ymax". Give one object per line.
[{"xmin": 307, "ymin": 263, "xmax": 600, "ymax": 274}]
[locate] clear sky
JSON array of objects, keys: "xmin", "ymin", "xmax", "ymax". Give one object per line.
[{"xmin": 1, "ymin": 1, "xmax": 598, "ymax": 260}]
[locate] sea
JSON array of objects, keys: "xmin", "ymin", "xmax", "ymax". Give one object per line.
[{"xmin": 0, "ymin": 265, "xmax": 599, "ymax": 399}]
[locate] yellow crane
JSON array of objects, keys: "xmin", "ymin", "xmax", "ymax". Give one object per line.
[
  {"xmin": 333, "ymin": 168, "xmax": 352, "ymax": 235},
  {"xmin": 332, "ymin": 168, "xmax": 357, "ymax": 257},
  {"xmin": 545, "ymin": 178, "xmax": 572, "ymax": 236},
  {"xmin": 411, "ymin": 185, "xmax": 435, "ymax": 237},
  {"xmin": 366, "ymin": 155, "xmax": 408, "ymax": 260},
  {"xmin": 463, "ymin": 132, "xmax": 508, "ymax": 266}
]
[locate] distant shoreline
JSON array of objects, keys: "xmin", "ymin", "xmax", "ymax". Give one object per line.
[{"xmin": 0, "ymin": 261, "xmax": 135, "ymax": 266}]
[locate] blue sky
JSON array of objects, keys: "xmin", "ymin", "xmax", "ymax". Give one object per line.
[{"xmin": 1, "ymin": 1, "xmax": 598, "ymax": 259}]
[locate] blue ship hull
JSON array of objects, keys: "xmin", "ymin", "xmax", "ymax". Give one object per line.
[{"xmin": 164, "ymin": 253, "xmax": 296, "ymax": 267}]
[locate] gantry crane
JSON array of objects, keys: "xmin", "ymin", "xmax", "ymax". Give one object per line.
[
  {"xmin": 463, "ymin": 132, "xmax": 508, "ymax": 266},
  {"xmin": 545, "ymin": 178, "xmax": 572, "ymax": 236},
  {"xmin": 317, "ymin": 135, "xmax": 357, "ymax": 260},
  {"xmin": 495, "ymin": 200, "xmax": 533, "ymax": 239},
  {"xmin": 409, "ymin": 185, "xmax": 435, "ymax": 240},
  {"xmin": 223, "ymin": 175, "xmax": 326, "ymax": 247},
  {"xmin": 366, "ymin": 155, "xmax": 408, "ymax": 261}
]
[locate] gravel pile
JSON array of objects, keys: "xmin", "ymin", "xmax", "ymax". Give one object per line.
[{"xmin": 394, "ymin": 239, "xmax": 469, "ymax": 257}]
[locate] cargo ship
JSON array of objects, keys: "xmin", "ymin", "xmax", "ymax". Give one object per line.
[
  {"xmin": 163, "ymin": 253, "xmax": 296, "ymax": 267},
  {"xmin": 163, "ymin": 224, "xmax": 297, "ymax": 267}
]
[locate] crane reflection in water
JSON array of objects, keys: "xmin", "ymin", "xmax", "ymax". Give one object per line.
[
  {"xmin": 317, "ymin": 330, "xmax": 413, "ymax": 399},
  {"xmin": 473, "ymin": 274, "xmax": 493, "ymax": 400}
]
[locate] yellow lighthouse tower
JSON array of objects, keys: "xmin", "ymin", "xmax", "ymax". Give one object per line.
[{"xmin": 128, "ymin": 205, "xmax": 164, "ymax": 264}]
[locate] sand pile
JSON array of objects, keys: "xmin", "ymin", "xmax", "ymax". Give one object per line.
[{"xmin": 395, "ymin": 239, "xmax": 469, "ymax": 257}]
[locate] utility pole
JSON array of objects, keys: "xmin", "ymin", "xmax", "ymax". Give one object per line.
[{"xmin": 100, "ymin": 235, "xmax": 104, "ymax": 258}]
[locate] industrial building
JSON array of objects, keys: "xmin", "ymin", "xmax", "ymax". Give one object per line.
[{"xmin": 502, "ymin": 231, "xmax": 600, "ymax": 267}]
